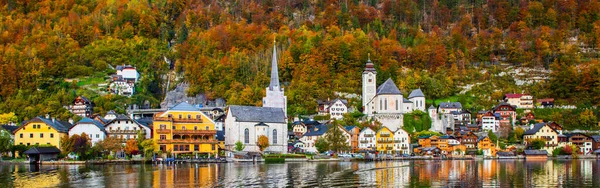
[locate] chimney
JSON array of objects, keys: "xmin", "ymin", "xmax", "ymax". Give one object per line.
[
  {"xmin": 68, "ymin": 118, "xmax": 74, "ymax": 125},
  {"xmin": 52, "ymin": 117, "xmax": 56, "ymax": 123},
  {"xmin": 529, "ymin": 123, "xmax": 534, "ymax": 130},
  {"xmin": 45, "ymin": 114, "xmax": 50, "ymax": 119}
]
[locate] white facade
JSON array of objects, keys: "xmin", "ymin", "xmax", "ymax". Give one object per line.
[
  {"xmin": 409, "ymin": 97, "xmax": 426, "ymax": 112},
  {"xmin": 224, "ymin": 106, "xmax": 287, "ymax": 154},
  {"xmin": 292, "ymin": 124, "xmax": 307, "ymax": 136},
  {"xmin": 481, "ymin": 115, "xmax": 500, "ymax": 132},
  {"xmin": 328, "ymin": 99, "xmax": 348, "ymax": 120},
  {"xmin": 358, "ymin": 127, "xmax": 376, "ymax": 150},
  {"xmin": 118, "ymin": 67, "xmax": 140, "ymax": 82},
  {"xmin": 109, "ymin": 80, "xmax": 135, "ymax": 96},
  {"xmin": 299, "ymin": 135, "xmax": 321, "ymax": 153},
  {"xmin": 69, "ymin": 119, "xmax": 106, "ymax": 146},
  {"xmin": 393, "ymin": 128, "xmax": 411, "ymax": 154},
  {"xmin": 104, "ymin": 117, "xmax": 148, "ymax": 140}
]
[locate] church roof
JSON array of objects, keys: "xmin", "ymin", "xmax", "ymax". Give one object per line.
[
  {"xmin": 228, "ymin": 105, "xmax": 286, "ymax": 123},
  {"xmin": 169, "ymin": 102, "xmax": 199, "ymax": 111},
  {"xmin": 403, "ymin": 98, "xmax": 412, "ymax": 103},
  {"xmin": 376, "ymin": 78, "xmax": 402, "ymax": 95},
  {"xmin": 408, "ymin": 89, "xmax": 425, "ymax": 98},
  {"xmin": 363, "ymin": 58, "xmax": 376, "ymax": 73},
  {"xmin": 268, "ymin": 42, "xmax": 281, "ymax": 90}
]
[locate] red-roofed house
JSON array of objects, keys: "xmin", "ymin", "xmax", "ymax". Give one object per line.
[{"xmin": 504, "ymin": 94, "xmax": 533, "ymax": 109}]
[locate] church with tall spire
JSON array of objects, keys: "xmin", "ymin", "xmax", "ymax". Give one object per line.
[{"xmin": 262, "ymin": 40, "xmax": 287, "ymax": 117}]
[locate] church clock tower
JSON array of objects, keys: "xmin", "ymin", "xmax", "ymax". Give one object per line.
[{"xmin": 362, "ymin": 56, "xmax": 376, "ymax": 116}]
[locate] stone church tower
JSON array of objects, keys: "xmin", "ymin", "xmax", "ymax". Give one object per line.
[
  {"xmin": 362, "ymin": 57, "xmax": 377, "ymax": 115},
  {"xmin": 262, "ymin": 41, "xmax": 287, "ymax": 117}
]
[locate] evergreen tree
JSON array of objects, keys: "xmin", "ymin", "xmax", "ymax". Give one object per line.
[{"xmin": 325, "ymin": 121, "xmax": 350, "ymax": 152}]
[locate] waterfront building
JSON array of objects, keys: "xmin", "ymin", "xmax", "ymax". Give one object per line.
[
  {"xmin": 69, "ymin": 118, "xmax": 106, "ymax": 146},
  {"xmin": 344, "ymin": 126, "xmax": 360, "ymax": 153},
  {"xmin": 524, "ymin": 123, "xmax": 559, "ymax": 154},
  {"xmin": 67, "ymin": 96, "xmax": 93, "ymax": 117},
  {"xmin": 105, "ymin": 113, "xmax": 150, "ymax": 144},
  {"xmin": 358, "ymin": 127, "xmax": 376, "ymax": 151},
  {"xmin": 299, "ymin": 124, "xmax": 327, "ymax": 153},
  {"xmin": 565, "ymin": 133, "xmax": 594, "ymax": 154},
  {"xmin": 393, "ymin": 128, "xmax": 410, "ymax": 155},
  {"xmin": 13, "ymin": 116, "xmax": 71, "ymax": 149},
  {"xmin": 153, "ymin": 102, "xmax": 218, "ymax": 156},
  {"xmin": 480, "ymin": 111, "xmax": 500, "ymax": 132},
  {"xmin": 477, "ymin": 136, "xmax": 497, "ymax": 157},
  {"xmin": 376, "ymin": 127, "xmax": 394, "ymax": 154},
  {"xmin": 492, "ymin": 102, "xmax": 517, "ymax": 127},
  {"xmin": 225, "ymin": 105, "xmax": 287, "ymax": 154}
]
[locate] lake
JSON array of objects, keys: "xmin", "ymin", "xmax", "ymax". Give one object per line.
[{"xmin": 0, "ymin": 159, "xmax": 599, "ymax": 187}]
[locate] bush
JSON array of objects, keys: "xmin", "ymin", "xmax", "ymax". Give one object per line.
[{"xmin": 264, "ymin": 157, "xmax": 285, "ymax": 163}]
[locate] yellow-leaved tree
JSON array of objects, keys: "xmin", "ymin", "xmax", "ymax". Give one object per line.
[{"xmin": 257, "ymin": 135, "xmax": 270, "ymax": 152}]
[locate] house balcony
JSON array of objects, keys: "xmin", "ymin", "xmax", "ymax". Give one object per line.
[
  {"xmin": 156, "ymin": 129, "xmax": 170, "ymax": 134},
  {"xmin": 386, "ymin": 147, "xmax": 393, "ymax": 150},
  {"xmin": 157, "ymin": 139, "xmax": 218, "ymax": 144},
  {"xmin": 360, "ymin": 140, "xmax": 370, "ymax": 144},
  {"xmin": 401, "ymin": 146, "xmax": 408, "ymax": 149},
  {"xmin": 154, "ymin": 117, "xmax": 203, "ymax": 123},
  {"xmin": 172, "ymin": 130, "xmax": 216, "ymax": 135},
  {"xmin": 108, "ymin": 130, "xmax": 139, "ymax": 134},
  {"xmin": 380, "ymin": 134, "xmax": 390, "ymax": 137},
  {"xmin": 394, "ymin": 140, "xmax": 403, "ymax": 143},
  {"xmin": 363, "ymin": 134, "xmax": 374, "ymax": 137},
  {"xmin": 378, "ymin": 140, "xmax": 393, "ymax": 144}
]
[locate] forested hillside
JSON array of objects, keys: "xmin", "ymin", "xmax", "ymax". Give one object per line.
[{"xmin": 1, "ymin": 0, "xmax": 600, "ymax": 121}]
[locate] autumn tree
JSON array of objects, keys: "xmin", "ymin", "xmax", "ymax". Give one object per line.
[
  {"xmin": 96, "ymin": 137, "xmax": 122, "ymax": 157},
  {"xmin": 140, "ymin": 139, "xmax": 156, "ymax": 159},
  {"xmin": 0, "ymin": 113, "xmax": 18, "ymax": 124},
  {"xmin": 257, "ymin": 135, "xmax": 270, "ymax": 152},
  {"xmin": 73, "ymin": 133, "xmax": 92, "ymax": 159},
  {"xmin": 60, "ymin": 135, "xmax": 75, "ymax": 155},
  {"xmin": 579, "ymin": 109, "xmax": 598, "ymax": 129},
  {"xmin": 125, "ymin": 139, "xmax": 139, "ymax": 156},
  {"xmin": 530, "ymin": 138, "xmax": 546, "ymax": 150}
]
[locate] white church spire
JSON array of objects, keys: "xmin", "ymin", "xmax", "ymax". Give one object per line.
[
  {"xmin": 269, "ymin": 39, "xmax": 280, "ymax": 91},
  {"xmin": 263, "ymin": 37, "xmax": 287, "ymax": 118}
]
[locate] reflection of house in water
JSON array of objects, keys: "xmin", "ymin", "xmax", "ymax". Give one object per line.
[{"xmin": 152, "ymin": 164, "xmax": 219, "ymax": 187}]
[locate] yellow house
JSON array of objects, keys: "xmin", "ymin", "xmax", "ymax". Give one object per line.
[
  {"xmin": 13, "ymin": 116, "xmax": 71, "ymax": 150},
  {"xmin": 376, "ymin": 127, "xmax": 394, "ymax": 154},
  {"xmin": 153, "ymin": 102, "xmax": 218, "ymax": 156},
  {"xmin": 477, "ymin": 136, "xmax": 497, "ymax": 157}
]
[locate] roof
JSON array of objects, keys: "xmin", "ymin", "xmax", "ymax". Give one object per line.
[
  {"xmin": 403, "ymin": 98, "xmax": 412, "ymax": 103},
  {"xmin": 497, "ymin": 151, "xmax": 515, "ymax": 156},
  {"xmin": 376, "ymin": 78, "xmax": 402, "ymax": 95},
  {"xmin": 327, "ymin": 99, "xmax": 348, "ymax": 109},
  {"xmin": 591, "ymin": 135, "xmax": 600, "ymax": 142},
  {"xmin": 524, "ymin": 123, "xmax": 554, "ymax": 135},
  {"xmin": 268, "ymin": 43, "xmax": 281, "ymax": 90},
  {"xmin": 537, "ymin": 98, "xmax": 554, "ymax": 103},
  {"xmin": 363, "ymin": 58, "xmax": 376, "ymax": 73},
  {"xmin": 428, "ymin": 105, "xmax": 436, "ymax": 110},
  {"xmin": 408, "ymin": 89, "xmax": 425, "ymax": 98},
  {"xmin": 169, "ymin": 102, "xmax": 200, "ymax": 111},
  {"xmin": 73, "ymin": 117, "xmax": 105, "ymax": 131},
  {"xmin": 135, "ymin": 118, "xmax": 154, "ymax": 129},
  {"xmin": 344, "ymin": 126, "xmax": 357, "ymax": 132},
  {"xmin": 594, "ymin": 149, "xmax": 600, "ymax": 154},
  {"xmin": 23, "ymin": 146, "xmax": 61, "ymax": 155},
  {"xmin": 524, "ymin": 150, "xmax": 548, "ymax": 155},
  {"xmin": 359, "ymin": 127, "xmax": 374, "ymax": 134},
  {"xmin": 303, "ymin": 124, "xmax": 328, "ymax": 136},
  {"xmin": 439, "ymin": 102, "xmax": 462, "ymax": 109},
  {"xmin": 504, "ymin": 94, "xmax": 526, "ymax": 98},
  {"xmin": 228, "ymin": 105, "xmax": 286, "ymax": 123},
  {"xmin": 19, "ymin": 116, "xmax": 72, "ymax": 133},
  {"xmin": 255, "ymin": 122, "xmax": 269, "ymax": 126},
  {"xmin": 492, "ymin": 102, "xmax": 516, "ymax": 111},
  {"xmin": 216, "ymin": 131, "xmax": 225, "ymax": 141},
  {"xmin": 1, "ymin": 125, "xmax": 19, "ymax": 133}
]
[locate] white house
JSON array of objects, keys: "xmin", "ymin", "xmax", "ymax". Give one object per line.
[
  {"xmin": 116, "ymin": 65, "xmax": 140, "ymax": 82},
  {"xmin": 225, "ymin": 105, "xmax": 287, "ymax": 154},
  {"xmin": 104, "ymin": 113, "xmax": 149, "ymax": 144},
  {"xmin": 69, "ymin": 117, "xmax": 106, "ymax": 146},
  {"xmin": 481, "ymin": 111, "xmax": 500, "ymax": 132},
  {"xmin": 358, "ymin": 127, "xmax": 376, "ymax": 151},
  {"xmin": 109, "ymin": 80, "xmax": 135, "ymax": 96},
  {"xmin": 328, "ymin": 99, "xmax": 349, "ymax": 120},
  {"xmin": 393, "ymin": 128, "xmax": 411, "ymax": 155},
  {"xmin": 438, "ymin": 102, "xmax": 462, "ymax": 114},
  {"xmin": 299, "ymin": 124, "xmax": 328, "ymax": 153}
]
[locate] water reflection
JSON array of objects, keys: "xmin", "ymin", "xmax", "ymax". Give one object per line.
[{"xmin": 0, "ymin": 160, "xmax": 598, "ymax": 187}]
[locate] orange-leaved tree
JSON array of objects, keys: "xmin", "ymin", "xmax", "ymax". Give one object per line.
[
  {"xmin": 257, "ymin": 135, "xmax": 270, "ymax": 152},
  {"xmin": 125, "ymin": 139, "xmax": 139, "ymax": 156}
]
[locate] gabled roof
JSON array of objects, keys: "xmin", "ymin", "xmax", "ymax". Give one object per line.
[
  {"xmin": 492, "ymin": 102, "xmax": 516, "ymax": 111},
  {"xmin": 344, "ymin": 126, "xmax": 357, "ymax": 132},
  {"xmin": 327, "ymin": 98, "xmax": 348, "ymax": 109},
  {"xmin": 73, "ymin": 117, "xmax": 105, "ymax": 132},
  {"xmin": 439, "ymin": 102, "xmax": 462, "ymax": 109},
  {"xmin": 216, "ymin": 130, "xmax": 225, "ymax": 141},
  {"xmin": 23, "ymin": 146, "xmax": 61, "ymax": 155},
  {"xmin": 377, "ymin": 126, "xmax": 392, "ymax": 133},
  {"xmin": 75, "ymin": 96, "xmax": 92, "ymax": 103},
  {"xmin": 524, "ymin": 123, "xmax": 557, "ymax": 135},
  {"xmin": 169, "ymin": 102, "xmax": 199, "ymax": 111},
  {"xmin": 504, "ymin": 94, "xmax": 526, "ymax": 98},
  {"xmin": 135, "ymin": 118, "xmax": 154, "ymax": 129},
  {"xmin": 428, "ymin": 105, "xmax": 436, "ymax": 110},
  {"xmin": 18, "ymin": 116, "xmax": 72, "ymax": 133},
  {"xmin": 497, "ymin": 151, "xmax": 515, "ymax": 156},
  {"xmin": 376, "ymin": 78, "xmax": 402, "ymax": 95},
  {"xmin": 408, "ymin": 89, "xmax": 425, "ymax": 98},
  {"xmin": 303, "ymin": 124, "xmax": 328, "ymax": 136},
  {"xmin": 228, "ymin": 105, "xmax": 286, "ymax": 123},
  {"xmin": 591, "ymin": 135, "xmax": 600, "ymax": 142},
  {"xmin": 359, "ymin": 127, "xmax": 374, "ymax": 134}
]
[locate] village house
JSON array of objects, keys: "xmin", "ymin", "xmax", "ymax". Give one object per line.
[
  {"xmin": 456, "ymin": 131, "xmax": 479, "ymax": 154},
  {"xmin": 523, "ymin": 123, "xmax": 559, "ymax": 154},
  {"xmin": 592, "ymin": 135, "xmax": 600, "ymax": 153},
  {"xmin": 438, "ymin": 102, "xmax": 462, "ymax": 114},
  {"xmin": 520, "ymin": 112, "xmax": 536, "ymax": 125},
  {"xmin": 358, "ymin": 127, "xmax": 376, "ymax": 151},
  {"xmin": 291, "ymin": 121, "xmax": 307, "ymax": 137},
  {"xmin": 480, "ymin": 111, "xmax": 500, "ymax": 132},
  {"xmin": 393, "ymin": 128, "xmax": 411, "ymax": 155},
  {"xmin": 67, "ymin": 96, "xmax": 94, "ymax": 118},
  {"xmin": 109, "ymin": 77, "xmax": 135, "ymax": 96},
  {"xmin": 104, "ymin": 112, "xmax": 150, "ymax": 144},
  {"xmin": 492, "ymin": 102, "xmax": 517, "ymax": 127},
  {"xmin": 69, "ymin": 118, "xmax": 106, "ymax": 146},
  {"xmin": 504, "ymin": 93, "xmax": 533, "ymax": 109},
  {"xmin": 23, "ymin": 146, "xmax": 61, "ymax": 163},
  {"xmin": 477, "ymin": 136, "xmax": 497, "ymax": 157},
  {"xmin": 299, "ymin": 124, "xmax": 327, "ymax": 153},
  {"xmin": 565, "ymin": 133, "xmax": 595, "ymax": 155},
  {"xmin": 345, "ymin": 126, "xmax": 360, "ymax": 153},
  {"xmin": 524, "ymin": 150, "xmax": 548, "ymax": 159},
  {"xmin": 376, "ymin": 127, "xmax": 394, "ymax": 154},
  {"xmin": 115, "ymin": 65, "xmax": 140, "ymax": 82},
  {"xmin": 316, "ymin": 99, "xmax": 349, "ymax": 120},
  {"xmin": 13, "ymin": 116, "xmax": 72, "ymax": 150},
  {"xmin": 536, "ymin": 98, "xmax": 554, "ymax": 108},
  {"xmin": 152, "ymin": 102, "xmax": 218, "ymax": 156}
]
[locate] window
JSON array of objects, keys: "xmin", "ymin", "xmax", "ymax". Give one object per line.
[
  {"xmin": 188, "ymin": 115, "xmax": 191, "ymax": 119},
  {"xmin": 384, "ymin": 98, "xmax": 387, "ymax": 110},
  {"xmin": 182, "ymin": 126, "xmax": 186, "ymax": 130},
  {"xmin": 179, "ymin": 145, "xmax": 184, "ymax": 151},
  {"xmin": 174, "ymin": 145, "xmax": 179, "ymax": 151},
  {"xmin": 206, "ymin": 126, "xmax": 209, "ymax": 130},
  {"xmin": 244, "ymin": 128, "xmax": 249, "ymax": 143},
  {"xmin": 212, "ymin": 144, "xmax": 215, "ymax": 150},
  {"xmin": 396, "ymin": 99, "xmax": 399, "ymax": 110},
  {"xmin": 40, "ymin": 133, "xmax": 43, "ymax": 138},
  {"xmin": 172, "ymin": 126, "xmax": 176, "ymax": 130},
  {"xmin": 50, "ymin": 133, "xmax": 54, "ymax": 138},
  {"xmin": 273, "ymin": 129, "xmax": 277, "ymax": 144},
  {"xmin": 194, "ymin": 126, "xmax": 198, "ymax": 130},
  {"xmin": 160, "ymin": 135, "xmax": 166, "ymax": 140},
  {"xmin": 184, "ymin": 145, "xmax": 189, "ymax": 151},
  {"xmin": 160, "ymin": 124, "xmax": 166, "ymax": 129},
  {"xmin": 194, "ymin": 145, "xmax": 199, "ymax": 151},
  {"xmin": 96, "ymin": 134, "xmax": 99, "ymax": 138},
  {"xmin": 178, "ymin": 114, "xmax": 182, "ymax": 119},
  {"xmin": 20, "ymin": 134, "xmax": 23, "ymax": 138},
  {"xmin": 47, "ymin": 142, "xmax": 50, "ymax": 145},
  {"xmin": 30, "ymin": 134, "xmax": 33, "ymax": 138},
  {"xmin": 196, "ymin": 115, "xmax": 201, "ymax": 119},
  {"xmin": 379, "ymin": 99, "xmax": 382, "ymax": 110}
]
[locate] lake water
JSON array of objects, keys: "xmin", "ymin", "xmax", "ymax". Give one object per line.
[{"xmin": 0, "ymin": 159, "xmax": 599, "ymax": 187}]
